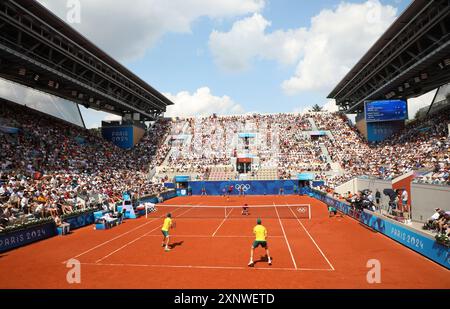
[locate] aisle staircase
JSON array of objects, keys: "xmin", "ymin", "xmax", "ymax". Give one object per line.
[{"xmin": 308, "ymin": 118, "xmax": 318, "ymax": 131}]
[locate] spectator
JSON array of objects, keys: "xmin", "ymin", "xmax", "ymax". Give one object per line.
[{"xmin": 375, "ymin": 189, "xmax": 381, "ymax": 207}]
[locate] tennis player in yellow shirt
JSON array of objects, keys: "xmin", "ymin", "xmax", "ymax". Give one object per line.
[
  {"xmin": 248, "ymin": 218, "xmax": 272, "ymax": 267},
  {"xmin": 161, "ymin": 213, "xmax": 174, "ymax": 252}
]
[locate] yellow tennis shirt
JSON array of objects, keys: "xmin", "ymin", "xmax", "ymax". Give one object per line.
[
  {"xmin": 162, "ymin": 217, "xmax": 172, "ymax": 232},
  {"xmin": 253, "ymin": 225, "xmax": 267, "ymax": 241}
]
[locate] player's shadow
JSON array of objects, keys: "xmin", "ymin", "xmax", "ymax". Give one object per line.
[
  {"xmin": 253, "ymin": 255, "xmax": 273, "ymax": 266},
  {"xmin": 169, "ymin": 241, "xmax": 184, "ymax": 249}
]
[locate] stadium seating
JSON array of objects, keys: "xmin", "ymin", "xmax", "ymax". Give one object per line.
[
  {"xmin": 0, "ymin": 101, "xmax": 172, "ymax": 230},
  {"xmin": 1, "ymin": 100, "xmax": 448, "ymax": 232}
]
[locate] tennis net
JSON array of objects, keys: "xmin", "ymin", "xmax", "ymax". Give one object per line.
[{"xmin": 146, "ymin": 204, "xmax": 311, "ymax": 219}]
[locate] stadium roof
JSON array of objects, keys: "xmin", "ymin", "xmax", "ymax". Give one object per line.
[
  {"xmin": 0, "ymin": 0, "xmax": 173, "ymax": 121},
  {"xmin": 328, "ymin": 0, "xmax": 450, "ymax": 113}
]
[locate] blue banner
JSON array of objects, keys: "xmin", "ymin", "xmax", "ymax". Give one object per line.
[
  {"xmin": 238, "ymin": 133, "xmax": 256, "ymax": 138},
  {"xmin": 360, "ymin": 211, "xmax": 449, "ymax": 269},
  {"xmin": 175, "ymin": 176, "xmax": 190, "ymax": 182},
  {"xmin": 366, "ymin": 121, "xmax": 405, "ymax": 142},
  {"xmin": 189, "ymin": 180, "xmax": 299, "ymax": 195},
  {"xmin": 298, "ymin": 173, "xmax": 314, "ymax": 181},
  {"xmin": 101, "ymin": 126, "xmax": 134, "ymax": 149},
  {"xmin": 140, "ymin": 190, "xmax": 177, "ymax": 204},
  {"xmin": 312, "ymin": 181, "xmax": 325, "ymax": 187},
  {"xmin": 0, "ymin": 125, "xmax": 19, "ymax": 134},
  {"xmin": 307, "ymin": 188, "xmax": 449, "ymax": 269},
  {"xmin": 0, "ymin": 223, "xmax": 56, "ymax": 253},
  {"xmin": 162, "ymin": 190, "xmax": 177, "ymax": 200},
  {"xmin": 64, "ymin": 212, "xmax": 95, "ymax": 230},
  {"xmin": 164, "ymin": 182, "xmax": 175, "ymax": 189}
]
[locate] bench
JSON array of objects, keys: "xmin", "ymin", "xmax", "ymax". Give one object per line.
[{"xmin": 94, "ymin": 211, "xmax": 118, "ymax": 230}]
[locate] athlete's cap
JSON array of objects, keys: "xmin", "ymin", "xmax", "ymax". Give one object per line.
[{"xmin": 257, "ymin": 218, "xmax": 262, "ymax": 224}]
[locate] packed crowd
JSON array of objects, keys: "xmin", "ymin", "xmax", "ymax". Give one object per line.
[
  {"xmin": 158, "ymin": 110, "xmax": 449, "ymax": 186},
  {"xmin": 278, "ymin": 135, "xmax": 330, "ymax": 179},
  {"xmin": 423, "ymin": 207, "xmax": 450, "ymax": 238},
  {"xmin": 162, "ymin": 113, "xmax": 326, "ymax": 179},
  {"xmin": 1, "ymin": 99, "xmax": 449, "ymax": 231},
  {"xmin": 0, "ymin": 101, "xmax": 171, "ymax": 230},
  {"xmin": 313, "ymin": 110, "xmax": 450, "ymax": 188}
]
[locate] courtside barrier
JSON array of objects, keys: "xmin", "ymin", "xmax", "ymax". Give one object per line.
[
  {"xmin": 188, "ymin": 180, "xmax": 302, "ymax": 195},
  {"xmin": 134, "ymin": 190, "xmax": 177, "ymax": 216},
  {"xmin": 360, "ymin": 210, "xmax": 449, "ymax": 269},
  {"xmin": 139, "ymin": 189, "xmax": 177, "ymax": 204},
  {"xmin": 0, "ymin": 222, "xmax": 56, "ymax": 253},
  {"xmin": 307, "ymin": 188, "xmax": 450, "ymax": 269},
  {"xmin": 64, "ymin": 210, "xmax": 96, "ymax": 230},
  {"xmin": 0, "ymin": 190, "xmax": 176, "ymax": 253},
  {"xmin": 161, "ymin": 190, "xmax": 177, "ymax": 200}
]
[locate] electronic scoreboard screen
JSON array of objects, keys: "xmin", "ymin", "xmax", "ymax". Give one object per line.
[{"xmin": 365, "ymin": 100, "xmax": 408, "ymax": 122}]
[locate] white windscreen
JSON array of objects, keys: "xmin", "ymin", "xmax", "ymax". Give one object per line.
[{"xmin": 0, "ymin": 77, "xmax": 84, "ymax": 127}]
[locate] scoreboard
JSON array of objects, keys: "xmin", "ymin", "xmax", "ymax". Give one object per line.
[{"xmin": 365, "ymin": 99, "xmax": 408, "ymax": 122}]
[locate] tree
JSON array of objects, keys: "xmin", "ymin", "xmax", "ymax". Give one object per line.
[{"xmin": 310, "ymin": 104, "xmax": 323, "ymax": 112}]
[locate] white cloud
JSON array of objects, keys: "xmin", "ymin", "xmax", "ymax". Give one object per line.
[
  {"xmin": 103, "ymin": 114, "xmax": 122, "ymax": 122},
  {"xmin": 164, "ymin": 87, "xmax": 245, "ymax": 117},
  {"xmin": 322, "ymin": 99, "xmax": 339, "ymax": 112},
  {"xmin": 37, "ymin": 0, "xmax": 265, "ymax": 62},
  {"xmin": 209, "ymin": 13, "xmax": 307, "ymax": 71},
  {"xmin": 208, "ymin": 1, "xmax": 397, "ymax": 93},
  {"xmin": 282, "ymin": 0, "xmax": 397, "ymax": 94}
]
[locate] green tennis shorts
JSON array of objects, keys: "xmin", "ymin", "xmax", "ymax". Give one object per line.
[
  {"xmin": 161, "ymin": 230, "xmax": 169, "ymax": 237},
  {"xmin": 252, "ymin": 240, "xmax": 267, "ymax": 248}
]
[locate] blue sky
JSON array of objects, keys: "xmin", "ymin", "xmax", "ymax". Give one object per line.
[
  {"xmin": 126, "ymin": 0, "xmax": 409, "ymax": 113},
  {"xmin": 33, "ymin": 0, "xmax": 421, "ymax": 128}
]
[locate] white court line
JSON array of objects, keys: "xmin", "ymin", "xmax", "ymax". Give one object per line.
[
  {"xmin": 61, "ymin": 206, "xmax": 185, "ymax": 263},
  {"xmin": 80, "ymin": 262, "xmax": 333, "ymax": 272},
  {"xmin": 288, "ymin": 206, "xmax": 335, "ymax": 271},
  {"xmin": 95, "ymin": 207, "xmax": 195, "ymax": 263},
  {"xmin": 274, "ymin": 203, "xmax": 298, "ymax": 270},
  {"xmin": 143, "ymin": 234, "xmax": 285, "ymax": 238},
  {"xmin": 212, "ymin": 208, "xmax": 234, "ymax": 237}
]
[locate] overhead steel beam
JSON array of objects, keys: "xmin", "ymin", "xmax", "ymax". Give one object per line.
[{"xmin": 0, "ymin": 0, "xmax": 174, "ymax": 121}]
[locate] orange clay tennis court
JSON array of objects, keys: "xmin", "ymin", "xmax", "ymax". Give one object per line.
[{"xmin": 0, "ymin": 195, "xmax": 448, "ymax": 289}]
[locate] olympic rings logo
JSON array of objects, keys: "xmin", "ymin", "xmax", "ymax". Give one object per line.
[
  {"xmin": 297, "ymin": 207, "xmax": 307, "ymax": 213},
  {"xmin": 235, "ymin": 184, "xmax": 251, "ymax": 192}
]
